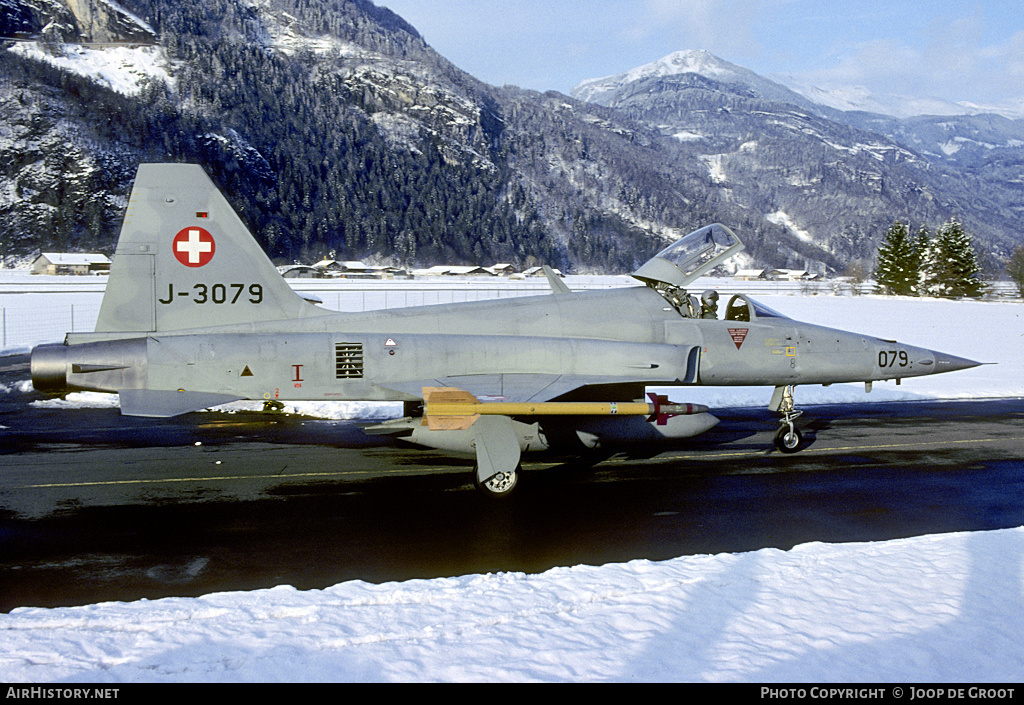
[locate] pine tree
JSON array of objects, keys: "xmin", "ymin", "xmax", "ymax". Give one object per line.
[
  {"xmin": 919, "ymin": 217, "xmax": 983, "ymax": 298},
  {"xmin": 1006, "ymin": 246, "xmax": 1024, "ymax": 298},
  {"xmin": 874, "ymin": 221, "xmax": 919, "ymax": 295}
]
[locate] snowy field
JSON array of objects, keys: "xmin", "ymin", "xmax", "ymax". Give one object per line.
[{"xmin": 1, "ymin": 275, "xmax": 1023, "ymax": 682}]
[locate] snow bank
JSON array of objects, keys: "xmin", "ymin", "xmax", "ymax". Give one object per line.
[{"xmin": 2, "ymin": 528, "xmax": 1022, "ymax": 682}]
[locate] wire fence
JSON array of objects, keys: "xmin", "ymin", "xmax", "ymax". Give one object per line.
[{"xmin": 1, "ymin": 298, "xmax": 103, "ymax": 350}]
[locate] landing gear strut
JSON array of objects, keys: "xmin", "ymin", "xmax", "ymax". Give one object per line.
[{"xmin": 771, "ymin": 385, "xmax": 804, "ymax": 453}]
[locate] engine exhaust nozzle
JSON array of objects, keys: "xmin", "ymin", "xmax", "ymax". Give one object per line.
[{"xmin": 30, "ymin": 343, "xmax": 69, "ymax": 393}]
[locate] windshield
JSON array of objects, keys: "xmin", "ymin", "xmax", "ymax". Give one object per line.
[
  {"xmin": 633, "ymin": 224, "xmax": 744, "ymax": 288},
  {"xmin": 750, "ymin": 298, "xmax": 788, "ymax": 319}
]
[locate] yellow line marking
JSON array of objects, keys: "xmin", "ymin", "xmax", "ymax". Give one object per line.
[
  {"xmin": 19, "ymin": 468, "xmax": 417, "ymax": 490},
  {"xmin": 18, "ymin": 437, "xmax": 1016, "ymax": 490}
]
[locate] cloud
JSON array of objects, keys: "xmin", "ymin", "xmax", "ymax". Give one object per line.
[
  {"xmin": 633, "ymin": 0, "xmax": 774, "ymax": 58},
  {"xmin": 788, "ymin": 16, "xmax": 1024, "ymax": 106},
  {"xmin": 980, "ymin": 30, "xmax": 1024, "ymax": 77}
]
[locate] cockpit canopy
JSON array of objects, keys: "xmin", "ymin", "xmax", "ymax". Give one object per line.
[
  {"xmin": 723, "ymin": 294, "xmax": 790, "ymax": 322},
  {"xmin": 632, "ymin": 224, "xmax": 744, "ymax": 289}
]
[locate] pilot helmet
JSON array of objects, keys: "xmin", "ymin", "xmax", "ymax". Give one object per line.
[{"xmin": 701, "ymin": 290, "xmax": 719, "ymax": 307}]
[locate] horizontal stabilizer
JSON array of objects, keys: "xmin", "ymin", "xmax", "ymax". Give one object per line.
[
  {"xmin": 119, "ymin": 389, "xmax": 242, "ymax": 417},
  {"xmin": 543, "ymin": 266, "xmax": 571, "ymax": 295}
]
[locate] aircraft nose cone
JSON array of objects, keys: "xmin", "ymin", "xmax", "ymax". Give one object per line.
[{"xmin": 932, "ymin": 351, "xmax": 983, "ymax": 373}]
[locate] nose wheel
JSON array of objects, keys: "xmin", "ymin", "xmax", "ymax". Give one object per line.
[
  {"xmin": 771, "ymin": 385, "xmax": 804, "ymax": 453},
  {"xmin": 774, "ymin": 423, "xmax": 803, "ymax": 453}
]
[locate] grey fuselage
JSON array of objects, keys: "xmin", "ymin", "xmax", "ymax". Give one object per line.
[{"xmin": 38, "ymin": 284, "xmax": 963, "ymax": 409}]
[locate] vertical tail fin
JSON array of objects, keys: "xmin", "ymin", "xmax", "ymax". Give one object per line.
[{"xmin": 95, "ymin": 163, "xmax": 322, "ymax": 333}]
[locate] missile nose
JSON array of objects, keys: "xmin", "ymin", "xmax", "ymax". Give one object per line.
[{"xmin": 931, "ymin": 351, "xmax": 983, "ymax": 374}]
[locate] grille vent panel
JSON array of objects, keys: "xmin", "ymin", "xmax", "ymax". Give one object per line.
[{"xmin": 335, "ymin": 343, "xmax": 364, "ymax": 379}]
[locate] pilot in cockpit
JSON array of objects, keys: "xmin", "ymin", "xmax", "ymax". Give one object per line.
[{"xmin": 700, "ymin": 290, "xmax": 719, "ymax": 319}]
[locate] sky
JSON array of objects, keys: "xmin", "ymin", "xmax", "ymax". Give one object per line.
[{"xmin": 379, "ymin": 0, "xmax": 1024, "ymax": 112}]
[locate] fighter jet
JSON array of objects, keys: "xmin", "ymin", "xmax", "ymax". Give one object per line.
[{"xmin": 31, "ymin": 164, "xmax": 981, "ymax": 496}]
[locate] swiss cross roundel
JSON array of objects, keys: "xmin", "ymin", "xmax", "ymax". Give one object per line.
[{"xmin": 172, "ymin": 227, "xmax": 216, "ymax": 267}]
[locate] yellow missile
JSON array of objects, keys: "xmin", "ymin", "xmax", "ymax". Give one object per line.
[{"xmin": 421, "ymin": 387, "xmax": 709, "ymax": 431}]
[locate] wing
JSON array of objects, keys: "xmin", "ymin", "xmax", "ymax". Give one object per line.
[{"xmin": 382, "ymin": 372, "xmax": 672, "ymax": 405}]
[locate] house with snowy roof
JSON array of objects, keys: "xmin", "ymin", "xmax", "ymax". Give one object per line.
[{"xmin": 31, "ymin": 253, "xmax": 111, "ymax": 275}]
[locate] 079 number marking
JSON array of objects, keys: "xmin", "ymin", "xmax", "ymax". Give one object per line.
[
  {"xmin": 158, "ymin": 283, "xmax": 264, "ymax": 305},
  {"xmin": 878, "ymin": 350, "xmax": 909, "ymax": 368}
]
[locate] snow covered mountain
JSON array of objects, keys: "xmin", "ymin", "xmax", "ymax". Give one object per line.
[
  {"xmin": 2, "ymin": 6, "xmax": 1022, "ymax": 275},
  {"xmin": 571, "ymin": 50, "xmax": 1024, "ymax": 270},
  {"xmin": 578, "ymin": 49, "xmax": 1024, "ymax": 123},
  {"xmin": 774, "ymin": 73, "xmax": 1024, "ymax": 121},
  {"xmin": 2, "ymin": 2, "xmax": 826, "ymax": 272},
  {"xmin": 575, "ymin": 50, "xmax": 821, "ymax": 115}
]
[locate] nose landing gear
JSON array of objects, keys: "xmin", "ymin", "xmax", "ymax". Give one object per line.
[{"xmin": 770, "ymin": 385, "xmax": 804, "ymax": 453}]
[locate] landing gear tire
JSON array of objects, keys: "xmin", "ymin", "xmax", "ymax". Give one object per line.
[
  {"xmin": 474, "ymin": 466, "xmax": 519, "ymax": 498},
  {"xmin": 774, "ymin": 425, "xmax": 803, "ymax": 453}
]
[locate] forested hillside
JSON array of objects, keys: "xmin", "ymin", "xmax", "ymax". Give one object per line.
[
  {"xmin": 572, "ymin": 52, "xmax": 1024, "ymax": 274},
  {"xmin": 1, "ymin": 0, "xmax": 1021, "ymax": 274}
]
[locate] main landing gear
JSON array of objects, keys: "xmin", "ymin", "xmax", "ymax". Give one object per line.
[
  {"xmin": 771, "ymin": 385, "xmax": 804, "ymax": 453},
  {"xmin": 471, "ymin": 416, "xmax": 523, "ymax": 498},
  {"xmin": 474, "ymin": 466, "xmax": 520, "ymax": 497}
]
